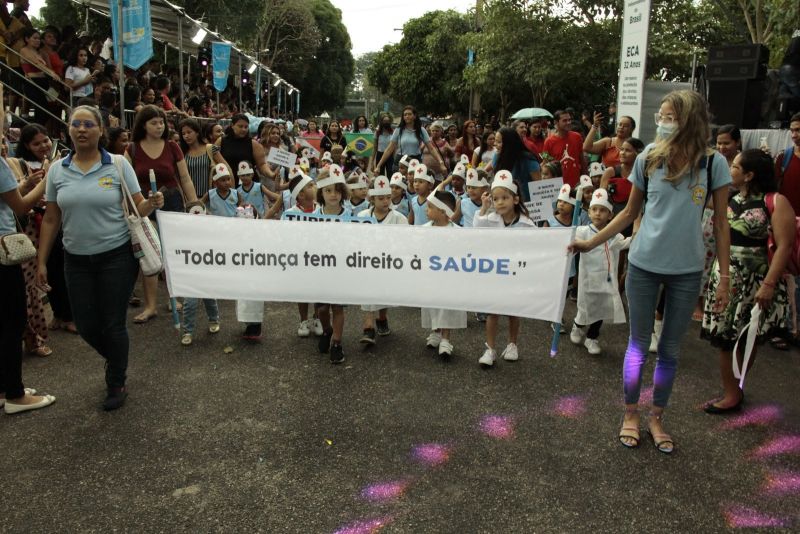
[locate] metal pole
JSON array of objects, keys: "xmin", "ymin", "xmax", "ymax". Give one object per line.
[
  {"xmin": 115, "ymin": 0, "xmax": 126, "ymax": 128},
  {"xmin": 84, "ymin": 4, "xmax": 90, "ymax": 33},
  {"xmin": 178, "ymin": 17, "xmax": 184, "ymax": 113},
  {"xmin": 690, "ymin": 50, "xmax": 697, "ymax": 91},
  {"xmin": 238, "ymin": 54, "xmax": 242, "ymax": 113}
]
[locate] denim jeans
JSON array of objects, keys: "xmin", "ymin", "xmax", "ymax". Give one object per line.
[
  {"xmin": 64, "ymin": 242, "xmax": 139, "ymax": 389},
  {"xmin": 182, "ymin": 298, "xmax": 219, "ymax": 335},
  {"xmin": 623, "ymin": 264, "xmax": 702, "ymax": 408},
  {"xmin": 0, "ymin": 264, "xmax": 27, "ymax": 399}
]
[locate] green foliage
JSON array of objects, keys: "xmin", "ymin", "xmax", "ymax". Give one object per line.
[{"xmin": 40, "ymin": 0, "xmax": 110, "ymax": 36}]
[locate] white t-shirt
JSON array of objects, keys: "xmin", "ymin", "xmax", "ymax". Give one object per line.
[
  {"xmin": 65, "ymin": 65, "xmax": 93, "ymax": 97},
  {"xmin": 473, "ymin": 146, "xmax": 496, "ymax": 166}
]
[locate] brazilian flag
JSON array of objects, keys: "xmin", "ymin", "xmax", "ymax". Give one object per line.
[{"xmin": 345, "ymin": 133, "xmax": 374, "ymax": 158}]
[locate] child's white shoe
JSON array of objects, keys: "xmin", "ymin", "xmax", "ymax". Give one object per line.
[
  {"xmin": 181, "ymin": 333, "xmax": 192, "ymax": 346},
  {"xmin": 426, "ymin": 331, "xmax": 442, "ymax": 349},
  {"xmin": 438, "ymin": 339, "xmax": 454, "ymax": 357},
  {"xmin": 584, "ymin": 338, "xmax": 602, "ymax": 355},
  {"xmin": 311, "ymin": 318, "xmax": 324, "ymax": 336},
  {"xmin": 479, "ymin": 344, "xmax": 497, "ymax": 367},
  {"xmin": 501, "ymin": 343, "xmax": 519, "ymax": 361},
  {"xmin": 297, "ymin": 320, "xmax": 310, "ymax": 337},
  {"xmin": 569, "ymin": 324, "xmax": 585, "ymax": 345},
  {"xmin": 208, "ymin": 321, "xmax": 220, "ymax": 334}
]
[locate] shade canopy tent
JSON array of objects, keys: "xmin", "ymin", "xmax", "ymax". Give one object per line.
[{"xmin": 71, "ymin": 0, "xmax": 299, "ymax": 120}]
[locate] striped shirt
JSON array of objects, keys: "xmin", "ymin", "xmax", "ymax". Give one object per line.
[{"xmin": 184, "ymin": 144, "xmax": 219, "ymax": 198}]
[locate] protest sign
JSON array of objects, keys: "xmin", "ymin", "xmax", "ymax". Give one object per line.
[
  {"xmin": 526, "ymin": 178, "xmax": 564, "ymax": 222},
  {"xmin": 267, "ymin": 147, "xmax": 298, "ymax": 168},
  {"xmin": 157, "ymin": 212, "xmax": 574, "ymax": 322}
]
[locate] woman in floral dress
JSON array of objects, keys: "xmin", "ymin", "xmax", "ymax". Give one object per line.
[{"xmin": 702, "ymin": 149, "xmax": 795, "ymax": 413}]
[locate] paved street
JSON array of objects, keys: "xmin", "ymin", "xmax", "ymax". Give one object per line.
[{"xmin": 2, "ymin": 291, "xmax": 799, "ymax": 533}]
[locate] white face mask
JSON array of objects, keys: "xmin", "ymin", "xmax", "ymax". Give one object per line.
[{"xmin": 657, "ymin": 122, "xmax": 678, "ymax": 138}]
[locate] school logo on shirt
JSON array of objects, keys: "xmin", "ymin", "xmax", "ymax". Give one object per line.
[
  {"xmin": 691, "ymin": 185, "xmax": 706, "ymax": 206},
  {"xmin": 98, "ymin": 176, "xmax": 114, "ymax": 189}
]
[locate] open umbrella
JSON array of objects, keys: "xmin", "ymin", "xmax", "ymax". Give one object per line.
[{"xmin": 511, "ymin": 107, "xmax": 553, "ymax": 120}]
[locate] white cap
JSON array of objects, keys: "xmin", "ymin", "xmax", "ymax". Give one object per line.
[
  {"xmin": 557, "ymin": 184, "xmax": 576, "ymax": 205},
  {"xmin": 407, "ymin": 159, "xmax": 420, "ymax": 173},
  {"xmin": 212, "ymin": 163, "xmax": 232, "ymax": 182},
  {"xmin": 399, "ymin": 154, "xmax": 410, "ymax": 167},
  {"xmin": 427, "ymin": 192, "xmax": 455, "ymax": 218},
  {"xmin": 491, "ymin": 170, "xmax": 517, "ymax": 194},
  {"xmin": 576, "ymin": 174, "xmax": 593, "ymax": 192},
  {"xmin": 301, "ymin": 148, "xmax": 310, "ymax": 158},
  {"xmin": 237, "ymin": 161, "xmax": 254, "ymax": 176},
  {"xmin": 390, "ymin": 172, "xmax": 407, "ymax": 191},
  {"xmin": 589, "ymin": 188, "xmax": 614, "ymax": 211},
  {"xmin": 299, "ymin": 157, "xmax": 310, "ymax": 168},
  {"xmin": 459, "ymin": 154, "xmax": 470, "ymax": 166},
  {"xmin": 466, "ymin": 168, "xmax": 488, "ymax": 188},
  {"xmin": 316, "ymin": 164, "xmax": 346, "ymax": 189},
  {"xmin": 288, "ymin": 165, "xmax": 303, "ymax": 179},
  {"xmin": 412, "ymin": 163, "xmax": 434, "ymax": 184},
  {"xmin": 452, "ymin": 162, "xmax": 466, "ymax": 179},
  {"xmin": 369, "ymin": 176, "xmax": 392, "ymax": 197},
  {"xmin": 589, "ymin": 162, "xmax": 605, "ymax": 177},
  {"xmin": 290, "ymin": 174, "xmax": 314, "ymax": 202},
  {"xmin": 321, "ymin": 151, "xmax": 332, "ymax": 163}
]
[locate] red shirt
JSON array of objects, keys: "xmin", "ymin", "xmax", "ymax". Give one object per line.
[
  {"xmin": 130, "ymin": 140, "xmax": 184, "ymax": 192},
  {"xmin": 543, "ymin": 131, "xmax": 584, "ymax": 187},
  {"xmin": 778, "ymin": 149, "xmax": 800, "ymax": 214}
]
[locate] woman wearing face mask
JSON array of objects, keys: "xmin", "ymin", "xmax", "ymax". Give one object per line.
[
  {"xmin": 370, "ymin": 114, "xmax": 395, "ymax": 176},
  {"xmin": 583, "ymin": 113, "xmax": 637, "ymax": 168},
  {"xmin": 571, "ymin": 90, "xmax": 732, "ymax": 455}
]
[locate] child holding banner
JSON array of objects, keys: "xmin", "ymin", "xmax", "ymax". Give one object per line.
[
  {"xmin": 236, "ymin": 161, "xmax": 278, "ymax": 218},
  {"xmin": 389, "ymin": 172, "xmax": 411, "ymax": 217},
  {"xmin": 358, "ymin": 177, "xmax": 408, "ymax": 344},
  {"xmin": 451, "ymin": 168, "xmax": 489, "ymax": 227},
  {"xmin": 345, "ymin": 172, "xmax": 370, "ymax": 215},
  {"xmin": 408, "ymin": 164, "xmax": 436, "ymax": 226},
  {"xmin": 473, "ymin": 171, "xmax": 536, "ymax": 367},
  {"xmin": 422, "ymin": 190, "xmax": 467, "ymax": 358},
  {"xmin": 570, "ymin": 188, "xmax": 630, "ymax": 355}
]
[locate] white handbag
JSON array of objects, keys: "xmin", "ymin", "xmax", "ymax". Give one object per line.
[
  {"xmin": 115, "ymin": 156, "xmax": 163, "ymax": 276},
  {"xmin": 0, "ymin": 227, "xmax": 36, "ymax": 266}
]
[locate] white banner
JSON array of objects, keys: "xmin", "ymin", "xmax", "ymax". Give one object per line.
[
  {"xmin": 526, "ymin": 178, "xmax": 563, "ymax": 223},
  {"xmin": 616, "ymin": 0, "xmax": 651, "ymax": 130},
  {"xmin": 266, "ymin": 147, "xmax": 298, "ymax": 168},
  {"xmin": 156, "ymin": 212, "xmax": 574, "ymax": 322}
]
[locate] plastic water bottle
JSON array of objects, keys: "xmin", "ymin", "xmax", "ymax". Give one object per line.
[
  {"xmin": 236, "ymin": 206, "xmax": 246, "ymax": 218},
  {"xmin": 244, "ymin": 205, "xmax": 254, "ymax": 219}
]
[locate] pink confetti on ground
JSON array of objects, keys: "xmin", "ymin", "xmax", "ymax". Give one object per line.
[
  {"xmin": 333, "ymin": 516, "xmax": 393, "ymax": 534},
  {"xmin": 749, "ymin": 435, "xmax": 800, "ymax": 459},
  {"xmin": 723, "ymin": 506, "xmax": 789, "ymax": 528},
  {"xmin": 410, "ymin": 443, "xmax": 451, "ymax": 467},
  {"xmin": 479, "ymin": 415, "xmax": 515, "ymax": 439},
  {"xmin": 718, "ymin": 405, "xmax": 782, "ymax": 430},
  {"xmin": 762, "ymin": 471, "xmax": 800, "ymax": 495},
  {"xmin": 553, "ymin": 395, "xmax": 587, "ymax": 419},
  {"xmin": 639, "ymin": 385, "xmax": 654, "ymax": 403},
  {"xmin": 360, "ymin": 480, "xmax": 409, "ymax": 503}
]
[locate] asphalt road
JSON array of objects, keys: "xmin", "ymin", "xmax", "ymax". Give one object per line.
[{"xmin": 2, "ymin": 291, "xmax": 799, "ymax": 533}]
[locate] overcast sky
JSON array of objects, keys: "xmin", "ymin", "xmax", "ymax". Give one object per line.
[{"xmin": 30, "ymin": 0, "xmax": 469, "ymax": 57}]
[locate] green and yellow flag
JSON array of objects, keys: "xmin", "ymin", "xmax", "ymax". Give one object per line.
[{"xmin": 345, "ymin": 133, "xmax": 374, "ymax": 158}]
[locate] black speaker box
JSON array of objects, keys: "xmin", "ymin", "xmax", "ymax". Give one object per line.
[
  {"xmin": 708, "ymin": 79, "xmax": 765, "ymax": 128},
  {"xmin": 707, "ymin": 44, "xmax": 769, "ymax": 81}
]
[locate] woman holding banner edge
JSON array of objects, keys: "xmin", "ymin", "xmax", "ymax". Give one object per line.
[{"xmin": 570, "ymin": 90, "xmax": 732, "ymax": 454}]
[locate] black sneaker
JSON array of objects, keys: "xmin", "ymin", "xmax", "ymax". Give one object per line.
[
  {"xmin": 242, "ymin": 323, "xmax": 262, "ymax": 341},
  {"xmin": 360, "ymin": 328, "xmax": 376, "ymax": 345},
  {"xmin": 330, "ymin": 343, "xmax": 345, "ymax": 364},
  {"xmin": 375, "ymin": 319, "xmax": 391, "ymax": 336},
  {"xmin": 103, "ymin": 386, "xmax": 128, "ymax": 411},
  {"xmin": 318, "ymin": 330, "xmax": 332, "ymax": 353}
]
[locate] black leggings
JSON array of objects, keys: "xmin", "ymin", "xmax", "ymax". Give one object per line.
[{"xmin": 0, "ymin": 264, "xmax": 27, "ymax": 398}]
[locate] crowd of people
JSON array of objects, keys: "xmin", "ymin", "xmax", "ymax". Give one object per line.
[{"xmin": 2, "ymin": 68, "xmax": 800, "ymax": 458}]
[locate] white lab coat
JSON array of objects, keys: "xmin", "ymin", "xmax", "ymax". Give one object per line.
[{"xmin": 574, "ymin": 224, "xmax": 630, "ymax": 325}]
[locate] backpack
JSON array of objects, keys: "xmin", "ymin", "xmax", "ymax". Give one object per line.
[
  {"xmin": 607, "ymin": 164, "xmax": 632, "ymax": 204},
  {"xmin": 764, "ymin": 192, "xmax": 800, "ymax": 275}
]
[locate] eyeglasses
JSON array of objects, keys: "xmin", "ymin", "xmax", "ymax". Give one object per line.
[
  {"xmin": 70, "ymin": 119, "xmax": 97, "ymax": 129},
  {"xmin": 654, "ymin": 113, "xmax": 676, "ymax": 125}
]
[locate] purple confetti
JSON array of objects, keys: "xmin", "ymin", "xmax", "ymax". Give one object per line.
[
  {"xmin": 479, "ymin": 415, "xmax": 515, "ymax": 439},
  {"xmin": 724, "ymin": 506, "xmax": 789, "ymax": 528},
  {"xmin": 360, "ymin": 480, "xmax": 409, "ymax": 503},
  {"xmin": 718, "ymin": 405, "xmax": 782, "ymax": 430},
  {"xmin": 553, "ymin": 395, "xmax": 587, "ymax": 419},
  {"xmin": 410, "ymin": 443, "xmax": 451, "ymax": 467},
  {"xmin": 639, "ymin": 385, "xmax": 654, "ymax": 403},
  {"xmin": 332, "ymin": 516, "xmax": 393, "ymax": 534},
  {"xmin": 762, "ymin": 471, "xmax": 800, "ymax": 495},
  {"xmin": 749, "ymin": 435, "xmax": 800, "ymax": 459}
]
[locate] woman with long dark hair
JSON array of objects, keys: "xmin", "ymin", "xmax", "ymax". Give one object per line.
[
  {"xmin": 217, "ymin": 113, "xmax": 271, "ymax": 186},
  {"xmin": 370, "ymin": 113, "xmax": 394, "ymax": 175},
  {"xmin": 321, "ymin": 120, "xmax": 347, "ymax": 153},
  {"xmin": 374, "ymin": 105, "xmax": 446, "ymax": 174},
  {"xmin": 180, "ymin": 118, "xmax": 228, "ymax": 199},
  {"xmin": 352, "ymin": 115, "xmax": 371, "ymax": 134},
  {"xmin": 455, "ymin": 120, "xmax": 480, "ymax": 161},
  {"xmin": 493, "ymin": 127, "xmax": 540, "ymax": 201}
]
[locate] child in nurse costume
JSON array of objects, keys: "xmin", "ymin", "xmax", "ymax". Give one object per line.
[{"xmin": 570, "ymin": 188, "xmax": 631, "ymax": 355}]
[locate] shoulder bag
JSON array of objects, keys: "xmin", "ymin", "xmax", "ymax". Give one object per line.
[
  {"xmin": 0, "ymin": 215, "xmax": 36, "ymax": 265},
  {"xmin": 114, "ymin": 155, "xmax": 163, "ymax": 275}
]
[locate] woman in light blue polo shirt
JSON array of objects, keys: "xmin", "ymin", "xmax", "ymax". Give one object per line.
[
  {"xmin": 571, "ymin": 90, "xmax": 732, "ymax": 454},
  {"xmin": 36, "ymin": 106, "xmax": 164, "ymax": 412},
  {"xmin": 374, "ymin": 105, "xmax": 447, "ymax": 175}
]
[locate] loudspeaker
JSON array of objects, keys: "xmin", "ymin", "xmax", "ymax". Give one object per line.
[
  {"xmin": 707, "ymin": 44, "xmax": 769, "ymax": 81},
  {"xmin": 708, "ymin": 79, "xmax": 765, "ymax": 128}
]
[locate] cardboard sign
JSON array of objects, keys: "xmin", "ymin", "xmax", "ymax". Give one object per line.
[
  {"xmin": 267, "ymin": 147, "xmax": 298, "ymax": 168},
  {"xmin": 526, "ymin": 178, "xmax": 564, "ymax": 222}
]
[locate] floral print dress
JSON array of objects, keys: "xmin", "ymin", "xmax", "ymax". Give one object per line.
[{"xmin": 702, "ymin": 192, "xmax": 789, "ymax": 350}]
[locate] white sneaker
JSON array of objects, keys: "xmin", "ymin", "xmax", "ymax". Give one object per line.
[
  {"xmin": 438, "ymin": 339, "xmax": 454, "ymax": 357},
  {"xmin": 569, "ymin": 324, "xmax": 585, "ymax": 345},
  {"xmin": 584, "ymin": 338, "xmax": 602, "ymax": 355},
  {"xmin": 181, "ymin": 333, "xmax": 192, "ymax": 346},
  {"xmin": 426, "ymin": 331, "xmax": 442, "ymax": 349},
  {"xmin": 501, "ymin": 343, "xmax": 519, "ymax": 361},
  {"xmin": 208, "ymin": 321, "xmax": 220, "ymax": 334},
  {"xmin": 649, "ymin": 320, "xmax": 662, "ymax": 353},
  {"xmin": 311, "ymin": 318, "xmax": 324, "ymax": 336},
  {"xmin": 479, "ymin": 344, "xmax": 497, "ymax": 367},
  {"xmin": 297, "ymin": 320, "xmax": 310, "ymax": 337}
]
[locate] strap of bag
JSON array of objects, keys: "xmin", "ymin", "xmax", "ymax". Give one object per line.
[
  {"xmin": 782, "ymin": 146, "xmax": 794, "ymax": 175},
  {"xmin": 731, "ymin": 305, "xmax": 760, "ymax": 389},
  {"xmin": 113, "ymin": 154, "xmax": 142, "ymax": 219}
]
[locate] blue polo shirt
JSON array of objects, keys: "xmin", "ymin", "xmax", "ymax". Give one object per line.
[
  {"xmin": 46, "ymin": 149, "xmax": 141, "ymax": 255},
  {"xmin": 390, "ymin": 127, "xmax": 429, "ymax": 157},
  {"xmin": 628, "ymin": 146, "xmax": 732, "ymax": 274},
  {"xmin": 0, "ymin": 158, "xmax": 19, "ymax": 234}
]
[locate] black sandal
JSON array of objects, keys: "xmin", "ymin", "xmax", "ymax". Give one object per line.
[{"xmin": 769, "ymin": 336, "xmax": 790, "ymax": 351}]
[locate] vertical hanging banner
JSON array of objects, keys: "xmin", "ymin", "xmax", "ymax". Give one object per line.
[
  {"xmin": 109, "ymin": 0, "xmax": 153, "ymax": 70},
  {"xmin": 211, "ymin": 42, "xmax": 231, "ymax": 92},
  {"xmin": 616, "ymin": 0, "xmax": 651, "ymax": 130}
]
